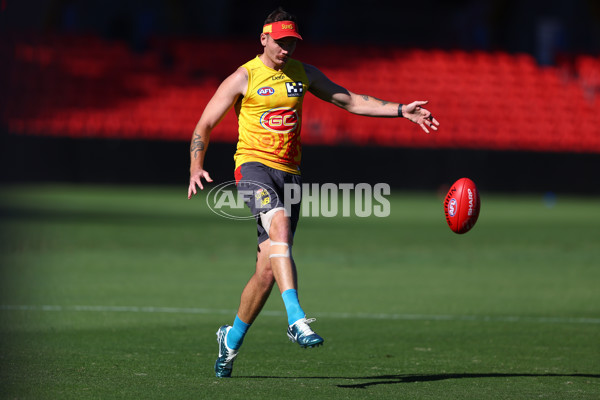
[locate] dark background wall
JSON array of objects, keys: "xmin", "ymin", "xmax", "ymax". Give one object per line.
[
  {"xmin": 3, "ymin": 0, "xmax": 600, "ymax": 60},
  {"xmin": 3, "ymin": 134, "xmax": 599, "ymax": 194}
]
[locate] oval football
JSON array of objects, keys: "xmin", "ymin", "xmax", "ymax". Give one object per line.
[{"xmin": 443, "ymin": 177, "xmax": 480, "ymax": 234}]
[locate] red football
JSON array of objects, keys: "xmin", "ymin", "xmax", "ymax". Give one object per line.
[{"xmin": 444, "ymin": 178, "xmax": 481, "ymax": 234}]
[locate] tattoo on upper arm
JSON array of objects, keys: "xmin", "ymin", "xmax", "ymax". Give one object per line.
[
  {"xmin": 191, "ymin": 132, "xmax": 205, "ymax": 159},
  {"xmin": 361, "ymin": 94, "xmax": 389, "ymax": 106},
  {"xmin": 373, "ymin": 96, "xmax": 389, "ymax": 106}
]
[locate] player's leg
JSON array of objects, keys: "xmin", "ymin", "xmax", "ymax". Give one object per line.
[
  {"xmin": 215, "ymin": 237, "xmax": 273, "ymax": 378},
  {"xmin": 236, "ymin": 240, "xmax": 274, "ymax": 325},
  {"xmin": 218, "ymin": 211, "xmax": 294, "ymax": 360},
  {"xmin": 266, "ymin": 210, "xmax": 296, "ymax": 294},
  {"xmin": 215, "ymin": 162, "xmax": 276, "ymax": 378},
  {"xmin": 265, "ymin": 209, "xmax": 324, "ymax": 348}
]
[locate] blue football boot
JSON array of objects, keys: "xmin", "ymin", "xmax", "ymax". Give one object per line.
[
  {"xmin": 287, "ymin": 317, "xmax": 324, "ymax": 348},
  {"xmin": 214, "ymin": 325, "xmax": 238, "ymax": 378}
]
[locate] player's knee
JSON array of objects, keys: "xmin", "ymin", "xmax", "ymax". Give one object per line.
[
  {"xmin": 255, "ymin": 249, "xmax": 275, "ymax": 288},
  {"xmin": 257, "ymin": 268, "xmax": 275, "ymax": 290},
  {"xmin": 269, "ymin": 241, "xmax": 291, "ymax": 259}
]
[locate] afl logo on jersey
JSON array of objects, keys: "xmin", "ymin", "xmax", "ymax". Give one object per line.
[
  {"xmin": 257, "ymin": 87, "xmax": 275, "ymax": 96},
  {"xmin": 260, "ymin": 107, "xmax": 298, "ymax": 134}
]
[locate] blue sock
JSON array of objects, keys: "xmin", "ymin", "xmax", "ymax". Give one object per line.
[
  {"xmin": 281, "ymin": 289, "xmax": 305, "ymax": 326},
  {"xmin": 226, "ymin": 315, "xmax": 251, "ymax": 350}
]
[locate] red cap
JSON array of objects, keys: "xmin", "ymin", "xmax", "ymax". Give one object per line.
[{"xmin": 262, "ymin": 20, "xmax": 302, "ymax": 40}]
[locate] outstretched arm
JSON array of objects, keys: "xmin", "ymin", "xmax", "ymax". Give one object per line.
[
  {"xmin": 188, "ymin": 67, "xmax": 247, "ymax": 199},
  {"xmin": 305, "ymin": 64, "xmax": 439, "ymax": 133}
]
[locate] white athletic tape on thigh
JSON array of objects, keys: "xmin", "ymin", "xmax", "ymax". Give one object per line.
[
  {"xmin": 260, "ymin": 207, "xmax": 285, "ymax": 237},
  {"xmin": 269, "ymin": 241, "xmax": 290, "ymax": 259}
]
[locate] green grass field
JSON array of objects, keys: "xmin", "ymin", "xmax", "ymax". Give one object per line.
[{"xmin": 1, "ymin": 184, "xmax": 599, "ymax": 399}]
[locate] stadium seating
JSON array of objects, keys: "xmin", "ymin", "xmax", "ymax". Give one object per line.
[{"xmin": 2, "ymin": 33, "xmax": 599, "ymax": 153}]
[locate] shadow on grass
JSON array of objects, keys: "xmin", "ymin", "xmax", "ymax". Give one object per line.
[{"xmin": 237, "ymin": 373, "xmax": 600, "ymax": 389}]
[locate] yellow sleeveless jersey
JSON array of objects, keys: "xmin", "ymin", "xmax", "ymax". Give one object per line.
[{"xmin": 234, "ymin": 56, "xmax": 308, "ymax": 175}]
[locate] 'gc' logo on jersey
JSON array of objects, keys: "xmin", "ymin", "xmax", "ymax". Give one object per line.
[
  {"xmin": 286, "ymin": 81, "xmax": 303, "ymax": 97},
  {"xmin": 260, "ymin": 107, "xmax": 298, "ymax": 134}
]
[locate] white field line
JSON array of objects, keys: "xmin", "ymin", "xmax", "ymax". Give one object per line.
[{"xmin": 1, "ymin": 305, "xmax": 599, "ymax": 325}]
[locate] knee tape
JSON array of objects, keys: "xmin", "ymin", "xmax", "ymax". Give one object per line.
[{"xmin": 269, "ymin": 241, "xmax": 291, "ymax": 259}]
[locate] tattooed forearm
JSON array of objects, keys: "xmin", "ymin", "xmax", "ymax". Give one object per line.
[
  {"xmin": 190, "ymin": 132, "xmax": 205, "ymax": 159},
  {"xmin": 360, "ymin": 94, "xmax": 389, "ymax": 106}
]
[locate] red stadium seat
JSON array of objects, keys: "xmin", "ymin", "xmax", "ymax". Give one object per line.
[{"xmin": 3, "ymin": 33, "xmax": 600, "ymax": 153}]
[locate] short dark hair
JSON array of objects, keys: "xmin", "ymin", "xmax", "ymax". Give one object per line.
[{"xmin": 264, "ymin": 7, "xmax": 297, "ymax": 25}]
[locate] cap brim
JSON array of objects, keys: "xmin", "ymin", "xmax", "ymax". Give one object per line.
[{"xmin": 269, "ymin": 32, "xmax": 303, "ymax": 40}]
